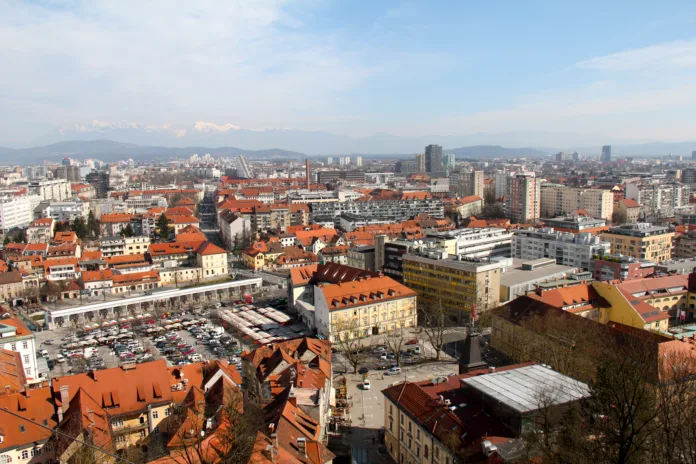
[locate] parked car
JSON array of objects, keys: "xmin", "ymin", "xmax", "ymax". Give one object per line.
[
  {"xmin": 385, "ymin": 367, "xmax": 402, "ymax": 376},
  {"xmin": 362, "ymin": 380, "xmax": 371, "ymax": 390},
  {"xmin": 39, "ymin": 349, "xmax": 49, "ymax": 358},
  {"xmin": 405, "ymin": 338, "xmax": 419, "ymax": 345},
  {"xmin": 56, "ymin": 354, "xmax": 65, "ymax": 363}
]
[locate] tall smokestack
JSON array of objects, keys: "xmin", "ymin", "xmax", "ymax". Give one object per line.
[{"xmin": 306, "ymin": 159, "xmax": 310, "ymax": 189}]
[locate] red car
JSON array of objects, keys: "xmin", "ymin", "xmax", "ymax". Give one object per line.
[{"xmin": 406, "ymin": 339, "xmax": 419, "ymax": 345}]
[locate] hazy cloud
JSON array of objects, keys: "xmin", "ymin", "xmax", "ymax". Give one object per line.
[{"xmin": 575, "ymin": 40, "xmax": 696, "ymax": 71}]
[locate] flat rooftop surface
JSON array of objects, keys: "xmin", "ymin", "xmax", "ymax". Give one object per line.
[
  {"xmin": 500, "ymin": 259, "xmax": 577, "ymax": 286},
  {"xmin": 461, "ymin": 364, "xmax": 590, "ymax": 414}
]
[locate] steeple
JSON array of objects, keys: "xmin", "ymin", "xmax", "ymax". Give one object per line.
[{"xmin": 458, "ymin": 307, "xmax": 488, "ymax": 374}]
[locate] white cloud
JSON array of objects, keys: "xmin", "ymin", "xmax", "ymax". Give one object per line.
[
  {"xmin": 0, "ymin": 0, "xmax": 373, "ymax": 144},
  {"xmin": 575, "ymin": 40, "xmax": 696, "ymax": 71}
]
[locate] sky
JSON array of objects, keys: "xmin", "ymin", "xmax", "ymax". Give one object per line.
[{"xmin": 2, "ymin": 0, "xmax": 696, "ymax": 147}]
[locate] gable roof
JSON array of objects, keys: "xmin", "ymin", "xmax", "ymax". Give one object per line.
[{"xmin": 0, "ymin": 387, "xmax": 56, "ymax": 452}]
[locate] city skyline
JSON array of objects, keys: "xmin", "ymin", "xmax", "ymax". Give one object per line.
[{"xmin": 2, "ymin": 1, "xmax": 696, "ymax": 147}]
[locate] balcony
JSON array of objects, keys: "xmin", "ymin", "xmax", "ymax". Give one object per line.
[{"xmin": 112, "ymin": 421, "xmax": 148, "ymax": 435}]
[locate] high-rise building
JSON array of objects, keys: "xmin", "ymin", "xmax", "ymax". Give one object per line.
[
  {"xmin": 338, "ymin": 156, "xmax": 346, "ymax": 166},
  {"xmin": 506, "ymin": 174, "xmax": 540, "ymax": 224},
  {"xmin": 345, "ymin": 156, "xmax": 351, "ymax": 166},
  {"xmin": 459, "ymin": 170, "xmax": 485, "ymax": 199},
  {"xmin": 692, "ymin": 150, "xmax": 696, "ymax": 160},
  {"xmin": 445, "ymin": 154, "xmax": 456, "ymax": 174},
  {"xmin": 355, "ymin": 156, "xmax": 363, "ymax": 167},
  {"xmin": 494, "ymin": 171, "xmax": 512, "ymax": 200},
  {"xmin": 327, "ymin": 156, "xmax": 333, "ymax": 165},
  {"xmin": 601, "ymin": 145, "xmax": 612, "ymax": 162},
  {"xmin": 424, "ymin": 144, "xmax": 445, "ymax": 175},
  {"xmin": 86, "ymin": 171, "xmax": 110, "ymax": 199},
  {"xmin": 415, "ymin": 154, "xmax": 425, "ymax": 173},
  {"xmin": 540, "ymin": 185, "xmax": 614, "ymax": 220},
  {"xmin": 555, "ymin": 152, "xmax": 567, "ymax": 161}
]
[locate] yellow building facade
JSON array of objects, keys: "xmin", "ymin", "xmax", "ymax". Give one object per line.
[{"xmin": 600, "ymin": 223, "xmax": 673, "ymax": 262}]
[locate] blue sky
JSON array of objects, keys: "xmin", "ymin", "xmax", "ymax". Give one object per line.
[{"xmin": 1, "ymin": 0, "xmax": 696, "ymax": 146}]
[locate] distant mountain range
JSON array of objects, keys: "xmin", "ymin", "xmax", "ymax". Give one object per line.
[
  {"xmin": 0, "ymin": 128, "xmax": 695, "ymax": 164},
  {"xmin": 0, "ymin": 140, "xmax": 305, "ymax": 164}
]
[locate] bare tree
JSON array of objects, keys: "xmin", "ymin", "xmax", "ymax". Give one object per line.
[
  {"xmin": 162, "ymin": 387, "xmax": 262, "ymax": 464},
  {"xmin": 331, "ymin": 319, "xmax": 371, "ymax": 374},
  {"xmin": 383, "ymin": 326, "xmax": 407, "ymax": 367},
  {"xmin": 419, "ymin": 299, "xmax": 446, "ymax": 361}
]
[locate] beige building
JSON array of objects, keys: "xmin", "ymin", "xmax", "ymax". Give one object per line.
[
  {"xmin": 614, "ymin": 198, "xmax": 642, "ymax": 224},
  {"xmin": 457, "ymin": 170, "xmax": 484, "ymax": 200},
  {"xmin": 289, "ymin": 263, "xmax": 417, "ymax": 342},
  {"xmin": 196, "ymin": 241, "xmax": 228, "ymax": 278},
  {"xmin": 402, "ymin": 252, "xmax": 503, "ymax": 321},
  {"xmin": 540, "ymin": 185, "xmax": 614, "ymax": 220},
  {"xmin": 505, "ymin": 174, "xmax": 540, "ymax": 223},
  {"xmin": 124, "ymin": 236, "xmax": 151, "ymax": 255},
  {"xmin": 600, "ymin": 223, "xmax": 674, "ymax": 262}
]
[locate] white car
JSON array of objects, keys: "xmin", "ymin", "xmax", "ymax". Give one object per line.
[
  {"xmin": 363, "ymin": 380, "xmax": 371, "ymax": 390},
  {"xmin": 385, "ymin": 367, "xmax": 402, "ymax": 376},
  {"xmin": 56, "ymin": 354, "xmax": 65, "ymax": 363},
  {"xmin": 39, "ymin": 349, "xmax": 49, "ymax": 358}
]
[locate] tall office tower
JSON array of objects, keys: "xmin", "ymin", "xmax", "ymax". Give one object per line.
[
  {"xmin": 506, "ymin": 173, "xmax": 540, "ymax": 224},
  {"xmin": 339, "ymin": 157, "xmax": 346, "ymax": 166},
  {"xmin": 459, "ymin": 170, "xmax": 485, "ymax": 199},
  {"xmin": 571, "ymin": 152, "xmax": 580, "ymax": 162},
  {"xmin": 425, "ymin": 144, "xmax": 444, "ymax": 174},
  {"xmin": 601, "ymin": 145, "xmax": 612, "ymax": 162},
  {"xmin": 327, "ymin": 157, "xmax": 333, "ymax": 165},
  {"xmin": 355, "ymin": 156, "xmax": 363, "ymax": 167},
  {"xmin": 555, "ymin": 152, "xmax": 567, "ymax": 161},
  {"xmin": 86, "ymin": 171, "xmax": 110, "ymax": 198},
  {"xmin": 415, "ymin": 154, "xmax": 425, "ymax": 173},
  {"xmin": 444, "ymin": 154, "xmax": 456, "ymax": 174}
]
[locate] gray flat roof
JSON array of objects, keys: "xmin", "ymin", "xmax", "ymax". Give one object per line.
[
  {"xmin": 500, "ymin": 259, "xmax": 577, "ymax": 287},
  {"xmin": 461, "ymin": 364, "xmax": 590, "ymax": 414}
]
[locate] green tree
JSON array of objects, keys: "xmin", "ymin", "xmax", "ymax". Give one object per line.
[
  {"xmin": 71, "ymin": 217, "xmax": 88, "ymax": 240},
  {"xmin": 3, "ymin": 236, "xmax": 9, "ymax": 245},
  {"xmin": 15, "ymin": 229, "xmax": 27, "ymax": 243},
  {"xmin": 87, "ymin": 210, "xmax": 100, "ymax": 238},
  {"xmin": 156, "ymin": 213, "xmax": 172, "ymax": 239},
  {"xmin": 120, "ymin": 223, "xmax": 134, "ymax": 237}
]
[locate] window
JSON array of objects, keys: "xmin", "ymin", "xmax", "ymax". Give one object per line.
[
  {"xmin": 0, "ymin": 456, "xmax": 11, "ymax": 463},
  {"xmin": 153, "ymin": 426, "xmax": 160, "ymax": 434},
  {"xmin": 152, "ymin": 410, "xmax": 159, "ymax": 419},
  {"xmin": 23, "ymin": 355, "xmax": 29, "ymax": 364},
  {"xmin": 416, "ymin": 429, "xmax": 420, "ymax": 439},
  {"xmin": 408, "ymin": 422, "xmax": 412, "ymax": 432},
  {"xmin": 22, "ymin": 342, "xmax": 27, "ymax": 349},
  {"xmin": 10, "ymin": 344, "xmax": 15, "ymax": 351},
  {"xmin": 20, "ymin": 450, "xmax": 28, "ymax": 460},
  {"xmin": 115, "ymin": 436, "xmax": 125, "ymax": 444},
  {"xmin": 139, "ymin": 430, "xmax": 146, "ymax": 438},
  {"xmin": 416, "ymin": 445, "xmax": 420, "ymax": 457},
  {"xmin": 400, "ymin": 414, "xmax": 404, "ymax": 424},
  {"xmin": 424, "ymin": 445, "xmax": 429, "ymax": 458},
  {"xmin": 112, "ymin": 418, "xmax": 124, "ymax": 427}
]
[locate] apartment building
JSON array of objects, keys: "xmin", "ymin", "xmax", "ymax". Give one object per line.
[
  {"xmin": 427, "ymin": 228, "xmax": 513, "ymax": 259},
  {"xmin": 452, "ymin": 170, "xmax": 484, "ymax": 198},
  {"xmin": 402, "ymin": 252, "xmax": 503, "ymax": 320},
  {"xmin": 26, "ymin": 217, "xmax": 55, "ymax": 244},
  {"xmin": 625, "ymin": 181, "xmax": 690, "ymax": 219},
  {"xmin": 52, "ymin": 361, "xmax": 174, "ymax": 452},
  {"xmin": 675, "ymin": 230, "xmax": 696, "ymax": 259},
  {"xmin": 35, "ymin": 200, "xmax": 89, "ymax": 222},
  {"xmin": 505, "ymin": 174, "xmax": 540, "ymax": 224},
  {"xmin": 592, "ymin": 254, "xmax": 655, "ymax": 281},
  {"xmin": 0, "ymin": 317, "xmax": 41, "ymax": 384},
  {"xmin": 600, "ymin": 223, "xmax": 674, "ymax": 262},
  {"xmin": 29, "ymin": 178, "xmax": 71, "ymax": 201},
  {"xmin": 512, "ymin": 227, "xmax": 611, "ymax": 270},
  {"xmin": 311, "ymin": 199, "xmax": 444, "ymax": 222},
  {"xmin": 289, "ymin": 263, "xmax": 417, "ymax": 341},
  {"xmin": 0, "ymin": 195, "xmax": 32, "ymax": 232},
  {"xmin": 71, "ymin": 183, "xmax": 96, "ymax": 200},
  {"xmin": 540, "ymin": 185, "xmax": 614, "ymax": 220},
  {"xmin": 614, "ymin": 199, "xmax": 642, "ymax": 223}
]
